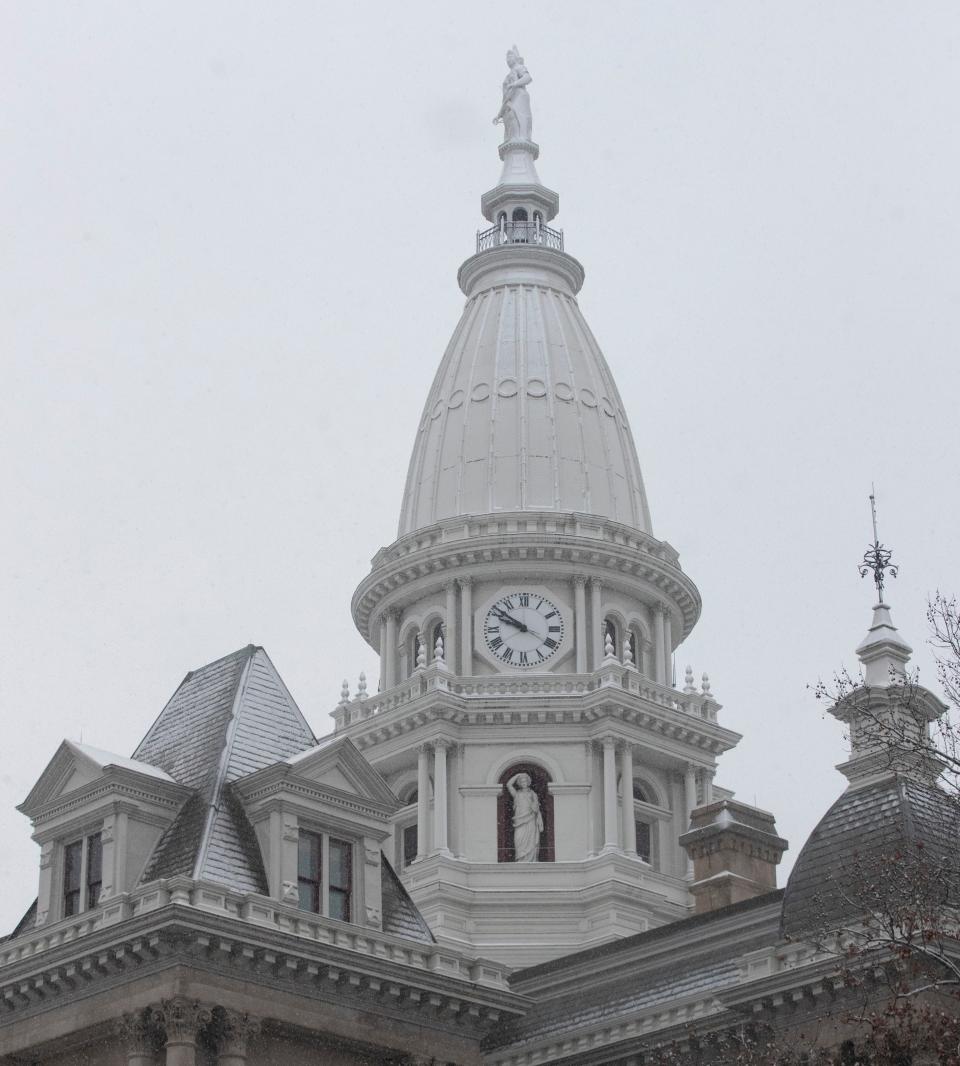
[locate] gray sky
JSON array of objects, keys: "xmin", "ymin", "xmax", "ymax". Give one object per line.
[{"xmin": 2, "ymin": 1, "xmax": 958, "ymax": 933}]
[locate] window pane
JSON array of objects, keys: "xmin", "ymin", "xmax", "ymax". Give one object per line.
[
  {"xmin": 86, "ymin": 834, "xmax": 102, "ymax": 885},
  {"xmin": 328, "ymin": 839, "xmax": 351, "ymax": 890},
  {"xmin": 329, "ymin": 887, "xmax": 350, "ymax": 922},
  {"xmin": 298, "ymin": 830, "xmax": 320, "ymax": 881},
  {"xmin": 402, "ymin": 824, "xmax": 418, "ymax": 866},
  {"xmin": 298, "ymin": 881, "xmax": 319, "ymax": 913},
  {"xmin": 63, "ymin": 841, "xmax": 82, "ymax": 892},
  {"xmin": 636, "ymin": 820, "xmax": 651, "ymax": 863}
]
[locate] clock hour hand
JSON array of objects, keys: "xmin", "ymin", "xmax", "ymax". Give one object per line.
[{"xmin": 493, "ymin": 607, "xmax": 528, "ymax": 633}]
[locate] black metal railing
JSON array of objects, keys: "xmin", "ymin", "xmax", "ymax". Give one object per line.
[{"xmin": 476, "ymin": 220, "xmax": 564, "ymax": 253}]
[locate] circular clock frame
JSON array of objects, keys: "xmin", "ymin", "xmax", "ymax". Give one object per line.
[{"xmin": 481, "ymin": 590, "xmax": 566, "ymax": 669}]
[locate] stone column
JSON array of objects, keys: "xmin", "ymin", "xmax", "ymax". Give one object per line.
[
  {"xmin": 573, "ymin": 576, "xmax": 587, "ymax": 672},
  {"xmin": 378, "ymin": 615, "xmax": 388, "ymax": 692},
  {"xmin": 118, "ymin": 1010, "xmax": 160, "ymax": 1066},
  {"xmin": 684, "ymin": 764, "xmax": 698, "ymax": 827},
  {"xmin": 216, "ymin": 1010, "xmax": 261, "ymax": 1066},
  {"xmin": 589, "ymin": 578, "xmax": 603, "ymax": 670},
  {"xmin": 663, "ymin": 610, "xmax": 674, "ymax": 686},
  {"xmin": 158, "ymin": 999, "xmax": 211, "ymax": 1066},
  {"xmin": 433, "ymin": 740, "xmax": 451, "ymax": 856},
  {"xmin": 602, "ymin": 737, "xmax": 619, "ymax": 851},
  {"xmin": 384, "ymin": 609, "xmax": 399, "ymax": 689},
  {"xmin": 653, "ymin": 604, "xmax": 667, "ymax": 685},
  {"xmin": 618, "ymin": 742, "xmax": 636, "ymax": 855},
  {"xmin": 416, "ymin": 743, "xmax": 431, "ymax": 860},
  {"xmin": 702, "ymin": 769, "xmax": 714, "ymax": 806},
  {"xmin": 458, "ymin": 578, "xmax": 473, "ymax": 677},
  {"xmin": 445, "ymin": 581, "xmax": 458, "ymax": 674}
]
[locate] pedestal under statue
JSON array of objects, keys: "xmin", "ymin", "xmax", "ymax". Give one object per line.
[
  {"xmin": 505, "ymin": 772, "xmax": 544, "ymax": 862},
  {"xmin": 493, "ymin": 46, "xmax": 533, "ymax": 143}
]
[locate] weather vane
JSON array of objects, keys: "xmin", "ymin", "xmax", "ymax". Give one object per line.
[{"xmin": 858, "ymin": 485, "xmax": 898, "ymax": 603}]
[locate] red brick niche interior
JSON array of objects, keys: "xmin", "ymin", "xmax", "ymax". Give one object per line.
[{"xmin": 497, "ymin": 763, "xmax": 555, "ymax": 862}]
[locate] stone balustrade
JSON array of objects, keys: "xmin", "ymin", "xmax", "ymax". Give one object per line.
[{"xmin": 0, "ymin": 876, "xmax": 510, "ymax": 993}]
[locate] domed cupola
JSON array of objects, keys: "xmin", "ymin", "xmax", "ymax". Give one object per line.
[
  {"xmin": 397, "ymin": 47, "xmax": 653, "ymax": 539},
  {"xmin": 781, "ymin": 518, "xmax": 954, "ymax": 939}
]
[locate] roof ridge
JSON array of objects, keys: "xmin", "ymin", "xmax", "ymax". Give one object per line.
[{"xmin": 191, "ymin": 651, "xmax": 256, "ymax": 879}]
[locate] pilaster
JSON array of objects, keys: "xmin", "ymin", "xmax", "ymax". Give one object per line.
[
  {"xmin": 215, "ymin": 1010, "xmax": 261, "ymax": 1065},
  {"xmin": 573, "ymin": 575, "xmax": 587, "ymax": 672},
  {"xmin": 589, "ymin": 578, "xmax": 603, "ymax": 670},
  {"xmin": 458, "ymin": 578, "xmax": 473, "ymax": 677},
  {"xmin": 445, "ymin": 581, "xmax": 458, "ymax": 674}
]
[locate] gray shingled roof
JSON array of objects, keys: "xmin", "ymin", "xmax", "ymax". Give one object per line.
[
  {"xmin": 381, "ymin": 856, "xmax": 435, "ymax": 944},
  {"xmin": 489, "ymin": 893, "xmax": 784, "ymax": 1052},
  {"xmin": 781, "ymin": 774, "xmax": 960, "ymax": 938},
  {"xmin": 136, "ymin": 645, "xmax": 316, "ymax": 892}
]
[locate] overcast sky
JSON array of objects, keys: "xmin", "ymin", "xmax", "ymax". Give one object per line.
[{"xmin": 2, "ymin": 2, "xmax": 958, "ymax": 933}]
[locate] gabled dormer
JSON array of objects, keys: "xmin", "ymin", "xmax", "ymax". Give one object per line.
[
  {"xmin": 233, "ymin": 736, "xmax": 399, "ymax": 931},
  {"xmin": 17, "ymin": 741, "xmax": 191, "ymax": 927}
]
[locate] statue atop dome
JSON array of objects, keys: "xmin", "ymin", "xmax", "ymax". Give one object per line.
[{"xmin": 493, "ymin": 46, "xmax": 533, "ymax": 143}]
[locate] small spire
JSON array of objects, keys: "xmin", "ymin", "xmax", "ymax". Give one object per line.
[
  {"xmin": 435, "ymin": 632, "xmax": 445, "ymax": 665},
  {"xmin": 858, "ymin": 486, "xmax": 898, "ymax": 604},
  {"xmin": 623, "ymin": 634, "xmax": 634, "ymax": 666},
  {"xmin": 683, "ymin": 666, "xmax": 697, "ymax": 694},
  {"xmin": 604, "ymin": 630, "xmax": 615, "ymax": 659},
  {"xmin": 701, "ymin": 672, "xmax": 712, "ymax": 697},
  {"xmin": 416, "ymin": 635, "xmax": 427, "ymax": 670},
  {"xmin": 338, "ymin": 680, "xmax": 350, "ymax": 707},
  {"xmin": 356, "ymin": 671, "xmax": 368, "ymax": 700}
]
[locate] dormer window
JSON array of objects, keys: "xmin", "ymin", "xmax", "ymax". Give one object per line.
[
  {"xmin": 297, "ymin": 829, "xmax": 353, "ymax": 922},
  {"xmin": 62, "ymin": 831, "xmax": 102, "ymax": 918}
]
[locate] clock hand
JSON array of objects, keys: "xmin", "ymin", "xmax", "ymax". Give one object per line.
[{"xmin": 493, "ymin": 607, "xmax": 528, "ymax": 633}]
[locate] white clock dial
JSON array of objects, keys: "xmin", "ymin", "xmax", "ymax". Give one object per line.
[{"xmin": 482, "ymin": 592, "xmax": 565, "ymax": 668}]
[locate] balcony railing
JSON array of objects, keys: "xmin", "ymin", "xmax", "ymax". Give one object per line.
[{"xmin": 477, "ymin": 220, "xmax": 564, "ymax": 253}]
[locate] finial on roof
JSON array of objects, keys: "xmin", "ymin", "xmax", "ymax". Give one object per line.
[
  {"xmin": 416, "ymin": 636, "xmax": 427, "ymax": 670},
  {"xmin": 623, "ymin": 634, "xmax": 634, "ymax": 666},
  {"xmin": 435, "ymin": 633, "xmax": 445, "ymax": 666},
  {"xmin": 604, "ymin": 630, "xmax": 615, "ymax": 660},
  {"xmin": 356, "ymin": 671, "xmax": 368, "ymax": 700},
  {"xmin": 858, "ymin": 486, "xmax": 898, "ymax": 604},
  {"xmin": 338, "ymin": 680, "xmax": 350, "ymax": 707},
  {"xmin": 701, "ymin": 672, "xmax": 712, "ymax": 697},
  {"xmin": 683, "ymin": 666, "xmax": 697, "ymax": 694}
]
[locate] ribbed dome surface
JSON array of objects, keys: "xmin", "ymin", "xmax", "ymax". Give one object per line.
[{"xmin": 398, "ymin": 278, "xmax": 652, "ymax": 537}]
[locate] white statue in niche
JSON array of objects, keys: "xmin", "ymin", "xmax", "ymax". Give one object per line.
[
  {"xmin": 493, "ymin": 46, "xmax": 533, "ymax": 143},
  {"xmin": 505, "ymin": 772, "xmax": 544, "ymax": 862}
]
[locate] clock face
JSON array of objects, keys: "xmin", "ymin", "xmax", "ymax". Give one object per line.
[{"xmin": 482, "ymin": 592, "xmax": 565, "ymax": 668}]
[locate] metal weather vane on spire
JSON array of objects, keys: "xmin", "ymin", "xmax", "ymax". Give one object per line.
[{"xmin": 858, "ymin": 486, "xmax": 898, "ymax": 603}]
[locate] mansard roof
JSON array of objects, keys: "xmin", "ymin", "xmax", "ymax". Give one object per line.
[
  {"xmin": 781, "ymin": 773, "xmax": 960, "ymax": 938},
  {"xmin": 134, "ymin": 645, "xmax": 317, "ymax": 891}
]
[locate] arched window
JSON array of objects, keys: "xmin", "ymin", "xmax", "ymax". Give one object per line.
[
  {"xmin": 431, "ymin": 622, "xmax": 445, "ymax": 663},
  {"xmin": 396, "ymin": 783, "xmax": 420, "ymax": 868},
  {"xmin": 511, "ymin": 207, "xmax": 528, "ymax": 222},
  {"xmin": 629, "ymin": 625, "xmax": 647, "ymax": 674},
  {"xmin": 497, "ymin": 762, "xmax": 554, "ymax": 862},
  {"xmin": 632, "ymin": 780, "xmax": 658, "ymax": 866}
]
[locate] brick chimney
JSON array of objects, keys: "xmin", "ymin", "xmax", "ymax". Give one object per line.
[{"xmin": 679, "ymin": 799, "xmax": 788, "ymax": 914}]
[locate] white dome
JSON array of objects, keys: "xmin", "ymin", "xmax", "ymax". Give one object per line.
[{"xmin": 398, "ymin": 245, "xmax": 653, "ymax": 537}]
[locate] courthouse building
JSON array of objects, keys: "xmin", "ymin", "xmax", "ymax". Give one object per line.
[{"xmin": 1, "ymin": 54, "xmax": 956, "ymax": 1066}]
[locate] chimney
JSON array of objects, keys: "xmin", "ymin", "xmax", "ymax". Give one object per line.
[{"xmin": 679, "ymin": 799, "xmax": 788, "ymax": 914}]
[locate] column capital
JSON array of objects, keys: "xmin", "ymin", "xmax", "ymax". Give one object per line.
[
  {"xmin": 418, "ymin": 741, "xmax": 433, "ymax": 755},
  {"xmin": 654, "ymin": 600, "xmax": 670, "ymax": 617},
  {"xmin": 386, "ymin": 606, "xmax": 402, "ymax": 621},
  {"xmin": 589, "ymin": 576, "xmax": 603, "ymax": 590},
  {"xmin": 601, "ymin": 734, "xmax": 617, "ymax": 750},
  {"xmin": 457, "ymin": 576, "xmax": 473, "ymax": 590},
  {"xmin": 573, "ymin": 574, "xmax": 588, "ymax": 588},
  {"xmin": 118, "ymin": 1009, "xmax": 162, "ymax": 1056},
  {"xmin": 157, "ymin": 998, "xmax": 212, "ymax": 1048},
  {"xmin": 216, "ymin": 1009, "xmax": 262, "ymax": 1057},
  {"xmin": 433, "ymin": 738, "xmax": 451, "ymax": 753}
]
